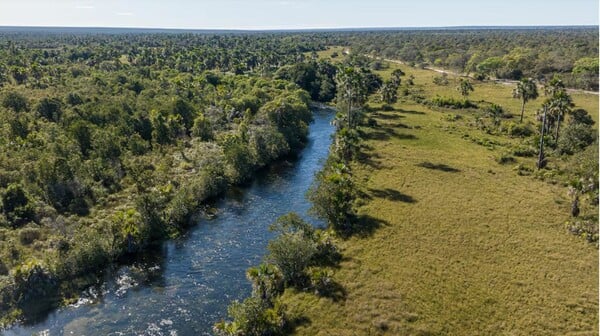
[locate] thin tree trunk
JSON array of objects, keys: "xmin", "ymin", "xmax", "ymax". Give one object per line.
[
  {"xmin": 555, "ymin": 114, "xmax": 561, "ymax": 141},
  {"xmin": 520, "ymin": 99, "xmax": 526, "ymax": 122},
  {"xmin": 347, "ymin": 96, "xmax": 352, "ymax": 129},
  {"xmin": 537, "ymin": 105, "xmax": 547, "ymax": 169}
]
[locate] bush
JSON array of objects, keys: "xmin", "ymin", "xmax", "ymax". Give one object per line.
[
  {"xmin": 512, "ymin": 144, "xmax": 537, "ymax": 157},
  {"xmin": 567, "ymin": 219, "xmax": 598, "ymax": 243},
  {"xmin": 432, "ymin": 74, "xmax": 449, "ymax": 86},
  {"xmin": 1, "ymin": 184, "xmax": 35, "ymax": 228},
  {"xmin": 246, "ymin": 264, "xmax": 284, "ymax": 303},
  {"xmin": 496, "ymin": 153, "xmax": 516, "ymax": 165},
  {"xmin": 429, "ymin": 96, "xmax": 475, "ymax": 109},
  {"xmin": 558, "ymin": 123, "xmax": 595, "ymax": 155},
  {"xmin": 381, "ymin": 104, "xmax": 394, "ymax": 111},
  {"xmin": 18, "ymin": 227, "xmax": 41, "ymax": 245},
  {"xmin": 213, "ymin": 297, "xmax": 286, "ymax": 336},
  {"xmin": 504, "ymin": 122, "xmax": 534, "ymax": 137},
  {"xmin": 308, "ymin": 163, "xmax": 356, "ymax": 233},
  {"xmin": 58, "ymin": 228, "xmax": 111, "ymax": 277},
  {"xmin": 12, "ymin": 260, "xmax": 58, "ymax": 306},
  {"xmin": 267, "ymin": 231, "xmax": 318, "ymax": 286},
  {"xmin": 308, "ymin": 267, "xmax": 334, "ymax": 296}
]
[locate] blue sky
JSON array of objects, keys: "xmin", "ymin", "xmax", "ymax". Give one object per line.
[{"xmin": 0, "ymin": 0, "xmax": 598, "ymax": 29}]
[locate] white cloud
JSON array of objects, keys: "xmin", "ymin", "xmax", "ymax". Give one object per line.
[{"xmin": 116, "ymin": 12, "xmax": 134, "ymax": 16}]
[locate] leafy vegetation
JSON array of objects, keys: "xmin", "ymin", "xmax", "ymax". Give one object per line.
[
  {"xmin": 341, "ymin": 27, "xmax": 598, "ymax": 90},
  {"xmin": 0, "ymin": 32, "xmax": 336, "ymax": 324},
  {"xmin": 0, "ymin": 27, "xmax": 597, "ymax": 333}
]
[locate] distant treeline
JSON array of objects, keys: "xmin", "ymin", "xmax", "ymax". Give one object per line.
[{"xmin": 324, "ymin": 28, "xmax": 599, "ymax": 90}]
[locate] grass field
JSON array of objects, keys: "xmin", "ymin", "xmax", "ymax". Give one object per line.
[{"xmin": 282, "ymin": 52, "xmax": 599, "ymax": 335}]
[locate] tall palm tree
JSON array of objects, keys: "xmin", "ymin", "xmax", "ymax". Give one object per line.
[
  {"xmin": 543, "ymin": 75, "xmax": 565, "ymax": 97},
  {"xmin": 512, "ymin": 78, "xmax": 539, "ymax": 122},
  {"xmin": 547, "ymin": 90, "xmax": 573, "ymax": 141}
]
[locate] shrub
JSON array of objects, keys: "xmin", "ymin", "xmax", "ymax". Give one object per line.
[
  {"xmin": 504, "ymin": 122, "xmax": 534, "ymax": 137},
  {"xmin": 485, "ymin": 103, "xmax": 504, "ymax": 126},
  {"xmin": 432, "ymin": 74, "xmax": 449, "ymax": 86},
  {"xmin": 381, "ymin": 104, "xmax": 394, "ymax": 111},
  {"xmin": 18, "ymin": 227, "xmax": 41, "ymax": 245},
  {"xmin": 308, "ymin": 163, "xmax": 356, "ymax": 233},
  {"xmin": 496, "ymin": 153, "xmax": 516, "ymax": 165},
  {"xmin": 308, "ymin": 267, "xmax": 334, "ymax": 296},
  {"xmin": 267, "ymin": 231, "xmax": 318, "ymax": 286},
  {"xmin": 512, "ymin": 144, "xmax": 537, "ymax": 157},
  {"xmin": 213, "ymin": 297, "xmax": 286, "ymax": 336},
  {"xmin": 429, "ymin": 96, "xmax": 475, "ymax": 109},
  {"xmin": 558, "ymin": 123, "xmax": 595, "ymax": 155},
  {"xmin": 246, "ymin": 264, "xmax": 284, "ymax": 303},
  {"xmin": 567, "ymin": 219, "xmax": 599, "ymax": 244},
  {"xmin": 12, "ymin": 260, "xmax": 58, "ymax": 306},
  {"xmin": 1, "ymin": 184, "xmax": 35, "ymax": 228}
]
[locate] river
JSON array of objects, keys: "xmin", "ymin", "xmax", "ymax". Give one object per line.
[{"xmin": 5, "ymin": 107, "xmax": 334, "ymax": 336}]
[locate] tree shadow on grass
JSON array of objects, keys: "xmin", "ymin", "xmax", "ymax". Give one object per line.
[
  {"xmin": 364, "ymin": 130, "xmax": 391, "ymax": 141},
  {"xmin": 341, "ymin": 214, "xmax": 389, "ymax": 239},
  {"xmin": 416, "ymin": 161, "xmax": 461, "ymax": 173},
  {"xmin": 283, "ymin": 315, "xmax": 312, "ymax": 334},
  {"xmin": 397, "ymin": 108, "xmax": 426, "ymax": 115},
  {"xmin": 314, "ymin": 279, "xmax": 347, "ymax": 303},
  {"xmin": 391, "ymin": 122, "xmax": 412, "ymax": 129},
  {"xmin": 368, "ymin": 188, "xmax": 416, "ymax": 203},
  {"xmin": 382, "ymin": 126, "xmax": 418, "ymax": 140},
  {"xmin": 374, "ymin": 113, "xmax": 404, "ymax": 120},
  {"xmin": 364, "ymin": 128, "xmax": 418, "ymax": 141},
  {"xmin": 357, "ymin": 151, "xmax": 385, "ymax": 169}
]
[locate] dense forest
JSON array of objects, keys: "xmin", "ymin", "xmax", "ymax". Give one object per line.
[
  {"xmin": 0, "ymin": 32, "xmax": 342, "ymax": 324},
  {"xmin": 328, "ymin": 27, "xmax": 599, "ymax": 90},
  {"xmin": 0, "ymin": 27, "xmax": 597, "ymax": 330}
]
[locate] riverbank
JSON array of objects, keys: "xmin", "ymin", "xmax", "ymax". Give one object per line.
[
  {"xmin": 0, "ymin": 91, "xmax": 320, "ymax": 328},
  {"xmin": 4, "ymin": 107, "xmax": 336, "ymax": 335}
]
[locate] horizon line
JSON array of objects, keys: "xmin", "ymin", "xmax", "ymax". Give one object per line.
[{"xmin": 0, "ymin": 24, "xmax": 597, "ymax": 32}]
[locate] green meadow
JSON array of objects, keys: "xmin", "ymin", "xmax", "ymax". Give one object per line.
[{"xmin": 283, "ymin": 51, "xmax": 599, "ymax": 335}]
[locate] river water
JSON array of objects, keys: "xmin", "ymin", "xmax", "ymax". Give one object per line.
[{"xmin": 6, "ymin": 107, "xmax": 334, "ymax": 336}]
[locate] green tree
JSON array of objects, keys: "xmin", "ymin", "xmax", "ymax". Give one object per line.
[
  {"xmin": 476, "ymin": 57, "xmax": 504, "ymax": 78},
  {"xmin": 512, "ymin": 78, "xmax": 539, "ymax": 122},
  {"xmin": 378, "ymin": 81, "xmax": 398, "ymax": 105},
  {"xmin": 572, "ymin": 57, "xmax": 599, "ymax": 90},
  {"xmin": 308, "ymin": 163, "xmax": 355, "ymax": 233},
  {"xmin": 113, "ymin": 209, "xmax": 143, "ymax": 253},
  {"xmin": 37, "ymin": 97, "xmax": 63, "ymax": 122},
  {"xmin": 456, "ymin": 78, "xmax": 474, "ymax": 98},
  {"xmin": 335, "ymin": 67, "xmax": 368, "ymax": 129},
  {"xmin": 390, "ymin": 69, "xmax": 404, "ymax": 86},
  {"xmin": 213, "ymin": 297, "xmax": 286, "ymax": 336},
  {"xmin": 547, "ymin": 90, "xmax": 574, "ymax": 141},
  {"xmin": 191, "ymin": 113, "xmax": 213, "ymax": 140},
  {"xmin": 1, "ymin": 184, "xmax": 34, "ymax": 228},
  {"xmin": 246, "ymin": 263, "xmax": 283, "ymax": 303},
  {"xmin": 266, "ymin": 229, "xmax": 317, "ymax": 286},
  {"xmin": 2, "ymin": 91, "xmax": 28, "ymax": 112},
  {"xmin": 69, "ymin": 120, "xmax": 93, "ymax": 157}
]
